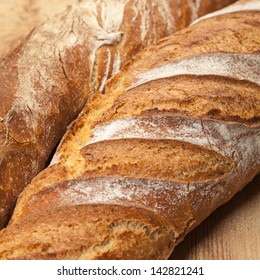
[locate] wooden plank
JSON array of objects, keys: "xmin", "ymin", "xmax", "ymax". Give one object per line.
[{"xmin": 171, "ymin": 175, "xmax": 260, "ymax": 260}]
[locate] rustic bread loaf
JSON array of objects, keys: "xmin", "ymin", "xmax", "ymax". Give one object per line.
[
  {"xmin": 0, "ymin": 0, "xmax": 79, "ymax": 59},
  {"xmin": 0, "ymin": 0, "xmax": 235, "ymax": 229},
  {"xmin": 0, "ymin": 0, "xmax": 258, "ymax": 259}
]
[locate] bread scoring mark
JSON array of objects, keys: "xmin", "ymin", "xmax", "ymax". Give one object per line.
[
  {"xmin": 99, "ymin": 48, "xmax": 111, "ymax": 93},
  {"xmin": 98, "ymin": 0, "xmax": 128, "ymax": 32},
  {"xmin": 187, "ymin": 0, "xmax": 201, "ymax": 21},
  {"xmin": 26, "ymin": 177, "xmax": 192, "ymax": 228},
  {"xmin": 81, "ymin": 138, "xmax": 235, "ymax": 182},
  {"xmin": 192, "ymin": 0, "xmax": 260, "ymax": 25},
  {"xmin": 63, "ymin": 178, "xmax": 191, "ymax": 226},
  {"xmin": 84, "ymin": 7, "xmax": 124, "ymax": 92},
  {"xmin": 139, "ymin": 1, "xmax": 150, "ymax": 41},
  {"xmin": 87, "ymin": 116, "xmax": 222, "ymax": 154},
  {"xmin": 156, "ymin": 0, "xmax": 175, "ymax": 35},
  {"xmin": 85, "ymin": 115, "xmax": 260, "ymax": 172},
  {"xmin": 87, "ymin": 116, "xmax": 210, "ymax": 150},
  {"xmin": 25, "ymin": 157, "xmax": 257, "ymax": 230},
  {"xmin": 111, "ymin": 50, "xmax": 121, "ymax": 77},
  {"xmin": 130, "ymin": 0, "xmax": 157, "ymax": 42},
  {"xmin": 90, "ymin": 0, "xmax": 178, "ymax": 92},
  {"xmin": 127, "ymin": 53, "xmax": 260, "ymax": 91},
  {"xmin": 176, "ymin": 0, "xmax": 182, "ymax": 17}
]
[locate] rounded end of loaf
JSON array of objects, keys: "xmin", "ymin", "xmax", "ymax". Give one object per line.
[{"xmin": 0, "ymin": 204, "xmax": 176, "ymax": 260}]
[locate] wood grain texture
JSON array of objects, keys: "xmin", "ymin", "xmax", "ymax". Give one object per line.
[{"xmin": 171, "ymin": 175, "xmax": 260, "ymax": 260}]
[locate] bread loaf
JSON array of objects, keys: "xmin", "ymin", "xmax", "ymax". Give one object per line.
[
  {"xmin": 0, "ymin": 0, "xmax": 79, "ymax": 59},
  {"xmin": 0, "ymin": 0, "xmax": 258, "ymax": 259},
  {"xmin": 0, "ymin": 0, "xmax": 236, "ymax": 229}
]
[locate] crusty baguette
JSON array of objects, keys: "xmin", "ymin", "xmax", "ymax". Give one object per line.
[
  {"xmin": 0, "ymin": 0, "xmax": 80, "ymax": 59},
  {"xmin": 0, "ymin": 0, "xmax": 236, "ymax": 229},
  {"xmin": 0, "ymin": 0, "xmax": 258, "ymax": 260},
  {"xmin": 171, "ymin": 175, "xmax": 260, "ymax": 259}
]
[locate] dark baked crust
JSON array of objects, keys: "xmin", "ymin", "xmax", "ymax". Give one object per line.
[
  {"xmin": 0, "ymin": 0, "xmax": 246, "ymax": 258},
  {"xmin": 1, "ymin": 0, "xmax": 231, "ymax": 228}
]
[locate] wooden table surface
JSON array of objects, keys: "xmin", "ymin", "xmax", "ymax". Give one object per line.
[{"xmin": 171, "ymin": 175, "xmax": 260, "ymax": 260}]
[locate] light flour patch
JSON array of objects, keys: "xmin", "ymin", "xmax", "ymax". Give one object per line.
[
  {"xmin": 192, "ymin": 0, "xmax": 260, "ymax": 25},
  {"xmin": 187, "ymin": 0, "xmax": 201, "ymax": 21},
  {"xmin": 127, "ymin": 53, "xmax": 260, "ymax": 91}
]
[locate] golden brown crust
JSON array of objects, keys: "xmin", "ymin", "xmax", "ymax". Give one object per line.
[
  {"xmin": 1, "ymin": 0, "xmax": 229, "ymax": 228},
  {"xmin": 80, "ymin": 138, "xmax": 235, "ymax": 182},
  {"xmin": 1, "ymin": 0, "xmax": 250, "ymax": 259},
  {"xmin": 0, "ymin": 204, "xmax": 176, "ymax": 259},
  {"xmin": 98, "ymin": 76, "xmax": 260, "ymax": 126}
]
